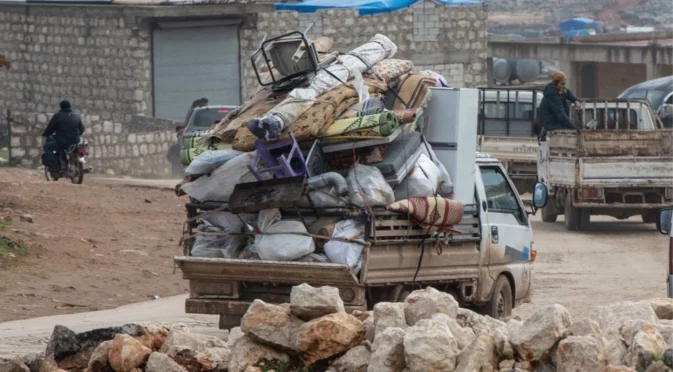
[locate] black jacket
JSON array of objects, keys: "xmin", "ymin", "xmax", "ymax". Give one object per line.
[
  {"xmin": 539, "ymin": 83, "xmax": 579, "ymax": 131},
  {"xmin": 42, "ymin": 108, "xmax": 85, "ymax": 143}
]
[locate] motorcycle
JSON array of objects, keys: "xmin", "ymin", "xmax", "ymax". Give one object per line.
[{"xmin": 43, "ymin": 136, "xmax": 92, "ymax": 184}]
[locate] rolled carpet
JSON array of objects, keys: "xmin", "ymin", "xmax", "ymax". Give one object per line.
[{"xmin": 322, "ymin": 111, "xmax": 400, "ymax": 139}]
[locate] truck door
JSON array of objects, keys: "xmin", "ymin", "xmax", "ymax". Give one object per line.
[{"xmin": 477, "ymin": 164, "xmax": 534, "ymax": 301}]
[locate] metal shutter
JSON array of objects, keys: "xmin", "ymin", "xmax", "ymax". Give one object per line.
[{"xmin": 153, "ymin": 22, "xmax": 241, "ymax": 121}]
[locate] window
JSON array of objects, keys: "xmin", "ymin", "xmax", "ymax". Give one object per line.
[
  {"xmin": 482, "ymin": 102, "xmax": 535, "ymax": 119},
  {"xmin": 582, "ymin": 108, "xmax": 638, "ymax": 130},
  {"xmin": 480, "ymin": 166, "xmax": 527, "ymax": 225},
  {"xmin": 188, "ymin": 108, "xmax": 232, "ymax": 131}
]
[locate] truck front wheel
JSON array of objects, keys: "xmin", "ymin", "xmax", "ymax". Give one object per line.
[
  {"xmin": 642, "ymin": 211, "xmax": 658, "ymax": 224},
  {"xmin": 541, "ymin": 202, "xmax": 558, "ymax": 223},
  {"xmin": 482, "ymin": 275, "xmax": 513, "ymax": 319}
]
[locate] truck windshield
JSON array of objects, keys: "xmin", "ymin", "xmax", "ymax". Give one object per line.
[
  {"xmin": 189, "ymin": 108, "xmax": 232, "ymax": 131},
  {"xmin": 481, "ymin": 166, "xmax": 526, "ymax": 225},
  {"xmin": 479, "ymin": 102, "xmax": 537, "ymax": 138}
]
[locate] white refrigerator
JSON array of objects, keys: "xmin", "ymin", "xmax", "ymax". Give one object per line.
[{"xmin": 422, "ymin": 87, "xmax": 479, "ymax": 205}]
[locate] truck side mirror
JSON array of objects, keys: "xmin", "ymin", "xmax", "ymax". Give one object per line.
[
  {"xmin": 657, "ymin": 208, "xmax": 673, "ymax": 235},
  {"xmin": 532, "ymin": 182, "xmax": 548, "ymax": 209}
]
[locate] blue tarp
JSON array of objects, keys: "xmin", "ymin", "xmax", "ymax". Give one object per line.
[
  {"xmin": 275, "ymin": 0, "xmax": 482, "ymax": 16},
  {"xmin": 559, "ymin": 17, "xmax": 600, "ymax": 32}
]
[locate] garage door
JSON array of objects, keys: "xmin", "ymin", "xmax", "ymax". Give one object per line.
[{"xmin": 153, "ymin": 21, "xmax": 241, "ymax": 122}]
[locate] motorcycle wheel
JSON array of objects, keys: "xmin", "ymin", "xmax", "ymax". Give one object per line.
[
  {"xmin": 70, "ymin": 162, "xmax": 84, "ymax": 184},
  {"xmin": 44, "ymin": 167, "xmax": 58, "ymax": 182}
]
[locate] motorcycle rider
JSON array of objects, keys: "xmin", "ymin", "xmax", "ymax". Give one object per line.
[
  {"xmin": 42, "ymin": 100, "xmax": 85, "ymax": 171},
  {"xmin": 538, "ymin": 71, "xmax": 582, "ymax": 138}
]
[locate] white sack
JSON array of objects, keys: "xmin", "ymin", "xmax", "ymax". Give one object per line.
[
  {"xmin": 421, "ymin": 144, "xmax": 454, "ymax": 196},
  {"xmin": 191, "ymin": 217, "xmax": 243, "ymax": 258},
  {"xmin": 181, "ymin": 152, "xmax": 256, "ymax": 202},
  {"xmin": 255, "ymin": 209, "xmax": 315, "ymax": 261},
  {"xmin": 184, "ymin": 149, "xmax": 243, "ymax": 176},
  {"xmin": 347, "ymin": 164, "xmax": 395, "ymax": 207},
  {"xmin": 324, "ymin": 219, "xmax": 365, "ymax": 273},
  {"xmin": 299, "ymin": 186, "xmax": 347, "ymax": 208}
]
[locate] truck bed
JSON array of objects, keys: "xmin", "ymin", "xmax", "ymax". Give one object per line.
[{"xmin": 174, "ymin": 203, "xmax": 481, "ymax": 314}]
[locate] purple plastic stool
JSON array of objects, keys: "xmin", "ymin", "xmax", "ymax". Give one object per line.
[{"xmin": 248, "ymin": 132, "xmax": 309, "ymax": 181}]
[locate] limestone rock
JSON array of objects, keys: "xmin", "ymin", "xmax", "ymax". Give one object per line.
[
  {"xmin": 499, "ymin": 359, "xmax": 516, "ymax": 370},
  {"xmin": 646, "ymin": 361, "xmax": 671, "ymax": 372},
  {"xmin": 170, "ymin": 347, "xmax": 230, "ymax": 372},
  {"xmin": 373, "ymin": 302, "xmax": 407, "ymax": 338},
  {"xmin": 290, "ymin": 284, "xmax": 345, "ymax": 321},
  {"xmin": 624, "ymin": 323, "xmax": 668, "ymax": 369},
  {"xmin": 457, "ymin": 308, "xmax": 506, "ymax": 335},
  {"xmin": 403, "ymin": 318, "xmax": 459, "ymax": 372},
  {"xmin": 368, "ymin": 327, "xmax": 406, "ymax": 372},
  {"xmin": 131, "ymin": 324, "xmax": 170, "ymax": 351},
  {"xmin": 649, "ymin": 299, "xmax": 673, "ymax": 320},
  {"xmin": 45, "ymin": 325, "xmax": 81, "ymax": 361},
  {"xmin": 0, "ymin": 357, "xmax": 30, "ymax": 372},
  {"xmin": 509, "ymin": 304, "xmax": 572, "ymax": 361},
  {"xmin": 589, "ymin": 301, "xmax": 658, "ymax": 336},
  {"xmin": 602, "ymin": 366, "xmax": 638, "ymax": 372},
  {"xmin": 227, "ymin": 327, "xmax": 244, "ymax": 349},
  {"xmin": 145, "ymin": 352, "xmax": 187, "ymax": 372},
  {"xmin": 431, "ymin": 313, "xmax": 476, "ymax": 351},
  {"xmin": 86, "ymin": 340, "xmax": 113, "ymax": 372},
  {"xmin": 22, "ymin": 353, "xmax": 44, "ymax": 372},
  {"xmin": 353, "ymin": 311, "xmax": 375, "ymax": 342},
  {"xmin": 404, "ymin": 287, "xmax": 459, "ymax": 326},
  {"xmin": 108, "ymin": 334, "xmax": 151, "ymax": 372},
  {"xmin": 327, "ymin": 345, "xmax": 371, "ymax": 372},
  {"xmin": 604, "ymin": 337, "xmax": 628, "ymax": 366},
  {"xmin": 556, "ymin": 335, "xmax": 606, "ymax": 372},
  {"xmin": 454, "ymin": 333, "xmax": 497, "ymax": 372},
  {"xmin": 228, "ymin": 335, "xmax": 289, "ymax": 372},
  {"xmin": 297, "ymin": 312, "xmax": 365, "ymax": 365},
  {"xmin": 159, "ymin": 330, "xmax": 227, "ymax": 354},
  {"xmin": 241, "ymin": 299, "xmax": 303, "ymax": 352},
  {"xmin": 655, "ymin": 323, "xmax": 673, "ymax": 346},
  {"xmin": 493, "ymin": 328, "xmax": 515, "ymax": 359}
]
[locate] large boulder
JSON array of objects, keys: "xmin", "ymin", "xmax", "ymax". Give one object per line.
[
  {"xmin": 297, "ymin": 312, "xmax": 365, "ymax": 365},
  {"xmin": 624, "ymin": 323, "xmax": 668, "ymax": 369},
  {"xmin": 374, "ymin": 303, "xmax": 407, "ymax": 338},
  {"xmin": 228, "ymin": 335, "xmax": 289, "ymax": 372},
  {"xmin": 509, "ymin": 304, "xmax": 572, "ymax": 361},
  {"xmin": 129, "ymin": 324, "xmax": 171, "ymax": 351},
  {"xmin": 368, "ymin": 327, "xmax": 406, "ymax": 372},
  {"xmin": 454, "ymin": 333, "xmax": 497, "ymax": 372},
  {"xmin": 290, "ymin": 284, "xmax": 345, "ymax": 321},
  {"xmin": 326, "ymin": 345, "xmax": 371, "ymax": 372},
  {"xmin": 457, "ymin": 308, "xmax": 506, "ymax": 336},
  {"xmin": 241, "ymin": 299, "xmax": 303, "ymax": 352},
  {"xmin": 555, "ymin": 336, "xmax": 607, "ymax": 372},
  {"xmin": 108, "ymin": 334, "xmax": 151, "ymax": 372},
  {"xmin": 45, "ymin": 325, "xmax": 81, "ymax": 361},
  {"xmin": 353, "ymin": 311, "xmax": 375, "ymax": 343},
  {"xmin": 0, "ymin": 357, "xmax": 30, "ymax": 372},
  {"xmin": 493, "ymin": 328, "xmax": 515, "ymax": 359},
  {"xmin": 86, "ymin": 340, "xmax": 113, "ymax": 372},
  {"xmin": 159, "ymin": 330, "xmax": 227, "ymax": 355},
  {"xmin": 227, "ymin": 327, "xmax": 244, "ymax": 349},
  {"xmin": 588, "ymin": 301, "xmax": 658, "ymax": 337},
  {"xmin": 403, "ymin": 318, "xmax": 460, "ymax": 372},
  {"xmin": 404, "ymin": 287, "xmax": 459, "ymax": 326},
  {"xmin": 144, "ymin": 353, "xmax": 187, "ymax": 372},
  {"xmin": 604, "ymin": 338, "xmax": 629, "ymax": 367},
  {"xmin": 430, "ymin": 313, "xmax": 476, "ymax": 351},
  {"xmin": 648, "ymin": 299, "xmax": 673, "ymax": 320},
  {"xmin": 170, "ymin": 347, "xmax": 230, "ymax": 372}
]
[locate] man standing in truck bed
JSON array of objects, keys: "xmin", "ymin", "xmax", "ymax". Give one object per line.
[{"xmin": 539, "ymin": 71, "xmax": 582, "ymax": 134}]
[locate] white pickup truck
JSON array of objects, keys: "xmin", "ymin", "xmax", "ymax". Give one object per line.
[
  {"xmin": 538, "ymin": 99, "xmax": 673, "ymax": 230},
  {"xmin": 477, "ymin": 88, "xmax": 543, "ymax": 194},
  {"xmin": 174, "ymin": 154, "xmax": 547, "ymax": 328}
]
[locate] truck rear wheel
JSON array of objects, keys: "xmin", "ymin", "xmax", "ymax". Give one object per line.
[
  {"xmin": 482, "ymin": 276, "xmax": 513, "ymax": 319},
  {"xmin": 642, "ymin": 211, "xmax": 658, "ymax": 224},
  {"xmin": 541, "ymin": 203, "xmax": 558, "ymax": 223},
  {"xmin": 564, "ymin": 193, "xmax": 589, "ymax": 231}
]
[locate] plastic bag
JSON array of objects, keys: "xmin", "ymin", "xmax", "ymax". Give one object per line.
[
  {"xmin": 421, "ymin": 144, "xmax": 453, "ymax": 196},
  {"xmin": 324, "ymin": 219, "xmax": 365, "ymax": 274},
  {"xmin": 394, "ymin": 154, "xmax": 441, "ymax": 200},
  {"xmin": 300, "ymin": 186, "xmax": 347, "ymax": 208},
  {"xmin": 191, "ymin": 213, "xmax": 246, "ymax": 258},
  {"xmin": 347, "ymin": 164, "xmax": 395, "ymax": 207},
  {"xmin": 255, "ymin": 209, "xmax": 315, "ymax": 261},
  {"xmin": 181, "ymin": 152, "xmax": 256, "ymax": 203},
  {"xmin": 184, "ymin": 150, "xmax": 243, "ymax": 176}
]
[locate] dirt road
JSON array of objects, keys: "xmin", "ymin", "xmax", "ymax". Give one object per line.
[{"xmin": 0, "ymin": 168, "xmax": 669, "ymax": 355}]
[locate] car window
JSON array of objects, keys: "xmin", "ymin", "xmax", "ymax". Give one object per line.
[
  {"xmin": 666, "ymin": 94, "xmax": 673, "ymax": 105},
  {"xmin": 189, "ymin": 108, "xmax": 232, "ymax": 131},
  {"xmin": 480, "ymin": 166, "xmax": 527, "ymax": 225},
  {"xmin": 482, "ymin": 102, "xmax": 535, "ymax": 119},
  {"xmin": 619, "ymin": 89, "xmax": 667, "ymax": 110}
]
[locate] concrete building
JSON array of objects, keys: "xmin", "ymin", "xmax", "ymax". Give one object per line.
[{"xmin": 0, "ymin": 0, "xmax": 487, "ymax": 175}]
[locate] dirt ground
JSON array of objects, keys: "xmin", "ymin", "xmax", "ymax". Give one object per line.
[{"xmin": 0, "ymin": 168, "xmax": 187, "ymax": 323}]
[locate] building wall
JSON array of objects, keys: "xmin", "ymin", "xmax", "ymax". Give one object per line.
[
  {"xmin": 240, "ymin": 1, "xmax": 488, "ymax": 99},
  {"xmin": 594, "ymin": 62, "xmax": 647, "ymax": 98}
]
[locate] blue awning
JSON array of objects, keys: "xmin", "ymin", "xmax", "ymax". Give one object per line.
[{"xmin": 275, "ymin": 0, "xmax": 481, "ymax": 16}]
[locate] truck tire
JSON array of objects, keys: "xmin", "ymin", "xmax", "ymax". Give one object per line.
[
  {"xmin": 564, "ymin": 192, "xmax": 580, "ymax": 231},
  {"xmin": 642, "ymin": 211, "xmax": 658, "ymax": 224},
  {"xmin": 219, "ymin": 315, "xmax": 241, "ymax": 330},
  {"xmin": 541, "ymin": 203, "xmax": 558, "ymax": 223},
  {"xmin": 482, "ymin": 275, "xmax": 513, "ymax": 319}
]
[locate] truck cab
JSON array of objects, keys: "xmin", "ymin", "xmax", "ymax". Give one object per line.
[{"xmin": 174, "ymin": 153, "xmax": 544, "ymax": 328}]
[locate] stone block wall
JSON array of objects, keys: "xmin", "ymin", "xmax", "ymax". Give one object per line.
[
  {"xmin": 240, "ymin": 1, "xmax": 488, "ymax": 98},
  {"xmin": 9, "ymin": 113, "xmax": 177, "ymax": 177}
]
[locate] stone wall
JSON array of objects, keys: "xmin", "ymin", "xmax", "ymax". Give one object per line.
[
  {"xmin": 240, "ymin": 1, "xmax": 488, "ymax": 99},
  {"xmin": 10, "ymin": 113, "xmax": 177, "ymax": 177}
]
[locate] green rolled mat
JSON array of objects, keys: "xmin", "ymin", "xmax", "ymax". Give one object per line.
[
  {"xmin": 183, "ymin": 136, "xmax": 205, "ymax": 149},
  {"xmin": 180, "ymin": 141, "xmax": 233, "ymax": 166},
  {"xmin": 322, "ymin": 111, "xmax": 400, "ymax": 138}
]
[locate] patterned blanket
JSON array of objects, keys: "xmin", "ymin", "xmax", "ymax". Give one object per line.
[{"xmin": 387, "ymin": 197, "xmax": 464, "ymax": 233}]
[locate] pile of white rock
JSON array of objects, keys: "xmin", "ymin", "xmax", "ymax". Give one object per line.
[{"xmin": 3, "ymin": 284, "xmax": 673, "ymax": 372}]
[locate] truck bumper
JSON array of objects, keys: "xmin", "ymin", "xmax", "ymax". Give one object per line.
[{"xmin": 186, "ymin": 298, "xmax": 366, "ymax": 316}]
